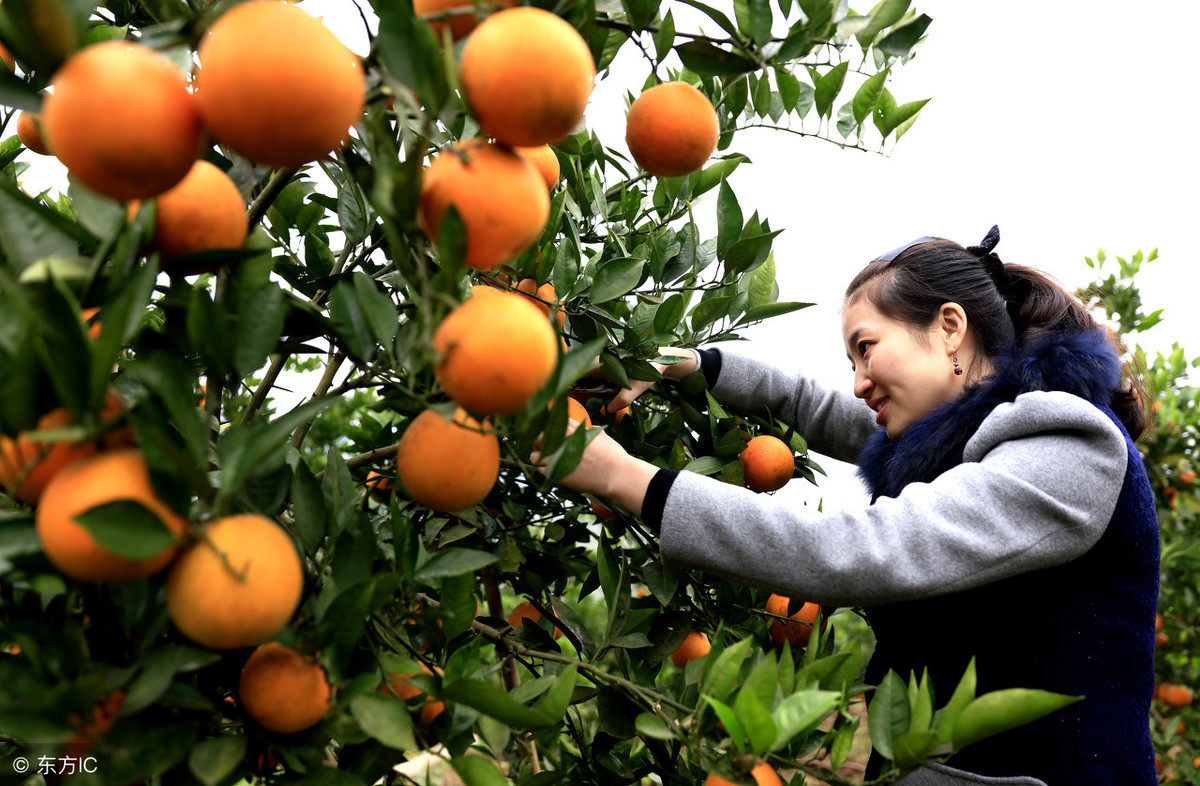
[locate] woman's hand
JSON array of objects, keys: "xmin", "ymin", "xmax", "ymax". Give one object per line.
[
  {"xmin": 596, "ymin": 348, "xmax": 699, "ymax": 413},
  {"xmin": 531, "ymin": 419, "xmax": 660, "ymax": 516}
]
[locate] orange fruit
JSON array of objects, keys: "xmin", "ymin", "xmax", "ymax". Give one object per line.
[
  {"xmin": 508, "ymin": 600, "xmax": 562, "ymax": 640},
  {"xmin": 459, "ymin": 7, "xmax": 595, "ymax": 147},
  {"xmin": 130, "ymin": 159, "xmax": 248, "ymax": 266},
  {"xmin": 1181, "ymin": 469, "xmax": 1197, "ymax": 484},
  {"xmin": 433, "ymin": 288, "xmax": 558, "ymax": 415},
  {"xmin": 63, "ymin": 689, "xmax": 126, "ymax": 758},
  {"xmin": 366, "ymin": 469, "xmax": 394, "ymax": 503},
  {"xmin": 166, "ymin": 514, "xmax": 304, "ymax": 649},
  {"xmin": 81, "ymin": 307, "xmax": 103, "ymax": 341},
  {"xmin": 0, "ymin": 42, "xmax": 13, "ymax": 70},
  {"xmin": 43, "ymin": 41, "xmax": 202, "ymax": 200},
  {"xmin": 765, "ymin": 594, "xmax": 821, "ymax": 648},
  {"xmin": 379, "ymin": 663, "xmax": 445, "ymax": 726},
  {"xmin": 419, "ymin": 139, "xmax": 550, "ymax": 270},
  {"xmin": 195, "ymin": 0, "xmax": 366, "ymax": 169},
  {"xmin": 670, "ymin": 630, "xmax": 710, "ymax": 669},
  {"xmin": 626, "ymin": 81, "xmax": 720, "ymax": 177},
  {"xmin": 516, "ymin": 278, "xmax": 566, "ymax": 330},
  {"xmin": 705, "ymin": 762, "xmax": 783, "ymax": 786},
  {"xmin": 0, "ymin": 389, "xmax": 134, "ymax": 505},
  {"xmin": 514, "ymin": 145, "xmax": 561, "ymax": 189},
  {"xmin": 1158, "ymin": 684, "xmax": 1194, "ymax": 708},
  {"xmin": 740, "ymin": 435, "xmax": 794, "ymax": 493},
  {"xmin": 565, "ymin": 397, "xmax": 591, "ymax": 427},
  {"xmin": 415, "ymin": 0, "xmax": 517, "ymax": 42},
  {"xmin": 590, "ymin": 499, "xmax": 617, "ymax": 520},
  {"xmin": 34, "ymin": 448, "xmax": 186, "ymax": 581},
  {"xmin": 1156, "ymin": 613, "xmax": 1164, "ymax": 632},
  {"xmin": 238, "ymin": 642, "xmax": 332, "ymax": 733},
  {"xmin": 16, "ymin": 112, "xmax": 51, "ymax": 156},
  {"xmin": 1156, "ymin": 631, "xmax": 1169, "ymax": 648},
  {"xmin": 395, "ymin": 407, "xmax": 500, "ymax": 512}
]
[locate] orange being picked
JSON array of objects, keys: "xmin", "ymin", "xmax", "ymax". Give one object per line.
[
  {"xmin": 739, "ymin": 435, "xmax": 794, "ymax": 492},
  {"xmin": 415, "ymin": 0, "xmax": 517, "ymax": 42},
  {"xmin": 379, "ymin": 662, "xmax": 445, "ymax": 726},
  {"xmin": 508, "ymin": 600, "xmax": 562, "ymax": 640},
  {"xmin": 765, "ymin": 594, "xmax": 821, "ymax": 648},
  {"xmin": 16, "ymin": 112, "xmax": 51, "ymax": 156},
  {"xmin": 459, "ymin": 7, "xmax": 595, "ymax": 147},
  {"xmin": 166, "ymin": 514, "xmax": 304, "ymax": 650},
  {"xmin": 34, "ymin": 448, "xmax": 187, "ymax": 582},
  {"xmin": 705, "ymin": 762, "xmax": 784, "ymax": 786},
  {"xmin": 432, "ymin": 288, "xmax": 558, "ymax": 415},
  {"xmin": 42, "ymin": 41, "xmax": 202, "ymax": 200},
  {"xmin": 195, "ymin": 0, "xmax": 366, "ymax": 169},
  {"xmin": 419, "ymin": 139, "xmax": 550, "ymax": 270},
  {"xmin": 238, "ymin": 642, "xmax": 332, "ymax": 733},
  {"xmin": 514, "ymin": 145, "xmax": 561, "ymax": 190},
  {"xmin": 130, "ymin": 159, "xmax": 248, "ymax": 267},
  {"xmin": 395, "ymin": 407, "xmax": 500, "ymax": 512},
  {"xmin": 0, "ymin": 389, "xmax": 134, "ymax": 505},
  {"xmin": 670, "ymin": 630, "xmax": 710, "ymax": 669},
  {"xmin": 626, "ymin": 81, "xmax": 720, "ymax": 177}
]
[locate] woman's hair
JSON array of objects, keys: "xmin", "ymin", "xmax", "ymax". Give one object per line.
[{"xmin": 845, "ymin": 231, "xmax": 1148, "ymax": 439}]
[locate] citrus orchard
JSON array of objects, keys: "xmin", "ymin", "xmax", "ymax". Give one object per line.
[
  {"xmin": 432, "ymin": 288, "xmax": 558, "ymax": 415},
  {"xmin": 394, "ymin": 407, "xmax": 500, "ymax": 512},
  {"xmin": 194, "ymin": 0, "xmax": 366, "ymax": 169},
  {"xmin": 43, "ymin": 41, "xmax": 203, "ymax": 200},
  {"xmin": 238, "ymin": 642, "xmax": 332, "ymax": 733},
  {"xmin": 459, "ymin": 7, "xmax": 595, "ymax": 147},
  {"xmin": 418, "ymin": 138, "xmax": 551, "ymax": 270},
  {"xmin": 626, "ymin": 81, "xmax": 720, "ymax": 177},
  {"xmin": 34, "ymin": 448, "xmax": 187, "ymax": 581},
  {"xmin": 166, "ymin": 513, "xmax": 304, "ymax": 649}
]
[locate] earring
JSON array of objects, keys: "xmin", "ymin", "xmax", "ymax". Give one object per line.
[{"xmin": 952, "ymin": 353, "xmax": 963, "ymax": 376}]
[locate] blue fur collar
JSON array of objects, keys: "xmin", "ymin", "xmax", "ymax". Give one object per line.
[{"xmin": 856, "ymin": 328, "xmax": 1121, "ymax": 501}]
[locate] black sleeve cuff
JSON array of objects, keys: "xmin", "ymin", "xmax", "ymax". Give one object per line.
[
  {"xmin": 697, "ymin": 348, "xmax": 722, "ymax": 388},
  {"xmin": 641, "ymin": 468, "xmax": 678, "ymax": 532}
]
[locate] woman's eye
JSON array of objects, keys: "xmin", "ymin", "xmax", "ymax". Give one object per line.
[{"xmin": 857, "ymin": 341, "xmax": 871, "ymax": 356}]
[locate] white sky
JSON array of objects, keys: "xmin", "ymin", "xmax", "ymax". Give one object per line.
[{"xmin": 11, "ymin": 0, "xmax": 1197, "ymax": 505}]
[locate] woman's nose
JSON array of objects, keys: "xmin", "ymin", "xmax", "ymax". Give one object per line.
[{"xmin": 853, "ymin": 367, "xmax": 872, "ymax": 400}]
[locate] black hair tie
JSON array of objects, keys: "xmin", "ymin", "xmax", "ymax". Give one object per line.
[{"xmin": 967, "ymin": 225, "xmax": 1012, "ymax": 300}]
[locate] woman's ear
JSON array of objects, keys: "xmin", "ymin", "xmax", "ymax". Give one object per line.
[{"xmin": 937, "ymin": 302, "xmax": 969, "ymax": 352}]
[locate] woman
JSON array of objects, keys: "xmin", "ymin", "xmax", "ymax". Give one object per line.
[{"xmin": 535, "ymin": 227, "xmax": 1159, "ymax": 784}]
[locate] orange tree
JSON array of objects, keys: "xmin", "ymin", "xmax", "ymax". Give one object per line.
[
  {"xmin": 1079, "ymin": 250, "xmax": 1200, "ymax": 783},
  {"xmin": 0, "ymin": 1, "xmax": 1077, "ymax": 784}
]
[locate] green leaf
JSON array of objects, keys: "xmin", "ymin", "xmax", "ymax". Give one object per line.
[
  {"xmin": 715, "ymin": 178, "xmax": 742, "ymax": 259},
  {"xmin": 440, "ymin": 678, "xmax": 546, "ymax": 729},
  {"xmin": 879, "ymin": 97, "xmax": 929, "ymax": 138},
  {"xmin": 734, "ymin": 0, "xmax": 772, "ymax": 46},
  {"xmin": 188, "ymin": 736, "xmax": 246, "ymax": 786},
  {"xmin": 653, "ymin": 293, "xmax": 686, "ymax": 335},
  {"xmin": 855, "ymin": 0, "xmax": 909, "ymax": 48},
  {"xmin": 675, "ymin": 0, "xmax": 741, "ymax": 38},
  {"xmin": 951, "ymin": 689, "xmax": 1082, "ymax": 752},
  {"xmin": 814, "ymin": 61, "xmax": 848, "ymax": 119},
  {"xmin": 653, "ymin": 9, "xmax": 676, "ymax": 60},
  {"xmin": 530, "ymin": 664, "xmax": 577, "ymax": 724},
  {"xmin": 328, "ymin": 276, "xmax": 376, "ymax": 362},
  {"xmin": 775, "ymin": 69, "xmax": 801, "ymax": 112},
  {"xmin": 735, "ymin": 301, "xmax": 815, "ymax": 326},
  {"xmin": 689, "ymin": 155, "xmax": 748, "ymax": 199},
  {"xmin": 891, "ymin": 729, "xmax": 940, "ymax": 768},
  {"xmin": 852, "ymin": 69, "xmax": 888, "ymax": 125},
  {"xmin": 290, "ymin": 461, "xmax": 327, "ymax": 557},
  {"xmin": 876, "ymin": 13, "xmax": 932, "ymax": 57},
  {"xmin": 675, "ymin": 41, "xmax": 757, "ymax": 77},
  {"xmin": 734, "ymin": 684, "xmax": 778, "ymax": 755},
  {"xmin": 451, "ymin": 757, "xmax": 509, "ymax": 786},
  {"xmin": 690, "ymin": 295, "xmax": 737, "ymax": 334},
  {"xmin": 350, "ymin": 694, "xmax": 418, "ymax": 751},
  {"xmin": 682, "ymin": 455, "xmax": 726, "ymax": 475},
  {"xmin": 704, "ymin": 697, "xmax": 746, "ymax": 754},
  {"xmin": 621, "ymin": 0, "xmax": 656, "ymax": 31},
  {"xmin": 867, "ymin": 671, "xmax": 910, "ymax": 760},
  {"xmin": 74, "ymin": 500, "xmax": 180, "ymax": 561},
  {"xmin": 770, "ymin": 690, "xmax": 840, "ymax": 751},
  {"xmin": 233, "ymin": 283, "xmax": 287, "ymax": 379},
  {"xmin": 752, "ymin": 72, "xmax": 772, "ymax": 118},
  {"xmin": 701, "ymin": 638, "xmax": 751, "ymax": 702},
  {"xmin": 216, "ymin": 398, "xmax": 336, "ymax": 504},
  {"xmin": 351, "ymin": 272, "xmax": 398, "ymax": 348},
  {"xmin": 0, "ymin": 179, "xmax": 86, "ymax": 272},
  {"xmin": 415, "ymin": 547, "xmax": 498, "ymax": 582},
  {"xmin": 748, "ymin": 253, "xmax": 776, "ymax": 310},
  {"xmin": 635, "ymin": 712, "xmax": 677, "ymax": 740},
  {"xmin": 590, "ymin": 257, "xmax": 645, "ymax": 302},
  {"xmin": 934, "ymin": 657, "xmax": 976, "ymax": 743}
]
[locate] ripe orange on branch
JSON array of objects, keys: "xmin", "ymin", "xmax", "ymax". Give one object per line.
[
  {"xmin": 34, "ymin": 448, "xmax": 187, "ymax": 582},
  {"xmin": 508, "ymin": 600, "xmax": 562, "ymax": 640},
  {"xmin": 238, "ymin": 642, "xmax": 332, "ymax": 733},
  {"xmin": 166, "ymin": 514, "xmax": 304, "ymax": 650},
  {"xmin": 670, "ymin": 630, "xmax": 711, "ymax": 669},
  {"xmin": 415, "ymin": 0, "xmax": 517, "ymax": 42},
  {"xmin": 16, "ymin": 112, "xmax": 51, "ymax": 156},
  {"xmin": 514, "ymin": 145, "xmax": 561, "ymax": 190},
  {"xmin": 43, "ymin": 41, "xmax": 203, "ymax": 200},
  {"xmin": 395, "ymin": 407, "xmax": 500, "ymax": 512},
  {"xmin": 433, "ymin": 288, "xmax": 558, "ymax": 415},
  {"xmin": 195, "ymin": 0, "xmax": 366, "ymax": 169},
  {"xmin": 739, "ymin": 435, "xmax": 794, "ymax": 492},
  {"xmin": 131, "ymin": 159, "xmax": 248, "ymax": 267},
  {"xmin": 765, "ymin": 594, "xmax": 821, "ymax": 648},
  {"xmin": 516, "ymin": 278, "xmax": 566, "ymax": 330},
  {"xmin": 419, "ymin": 139, "xmax": 550, "ymax": 270},
  {"xmin": 380, "ymin": 662, "xmax": 445, "ymax": 726},
  {"xmin": 705, "ymin": 762, "xmax": 784, "ymax": 786},
  {"xmin": 459, "ymin": 7, "xmax": 596, "ymax": 147},
  {"xmin": 626, "ymin": 81, "xmax": 720, "ymax": 177}
]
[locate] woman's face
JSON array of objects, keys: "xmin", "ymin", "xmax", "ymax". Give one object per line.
[{"xmin": 841, "ymin": 296, "xmax": 966, "ymax": 438}]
